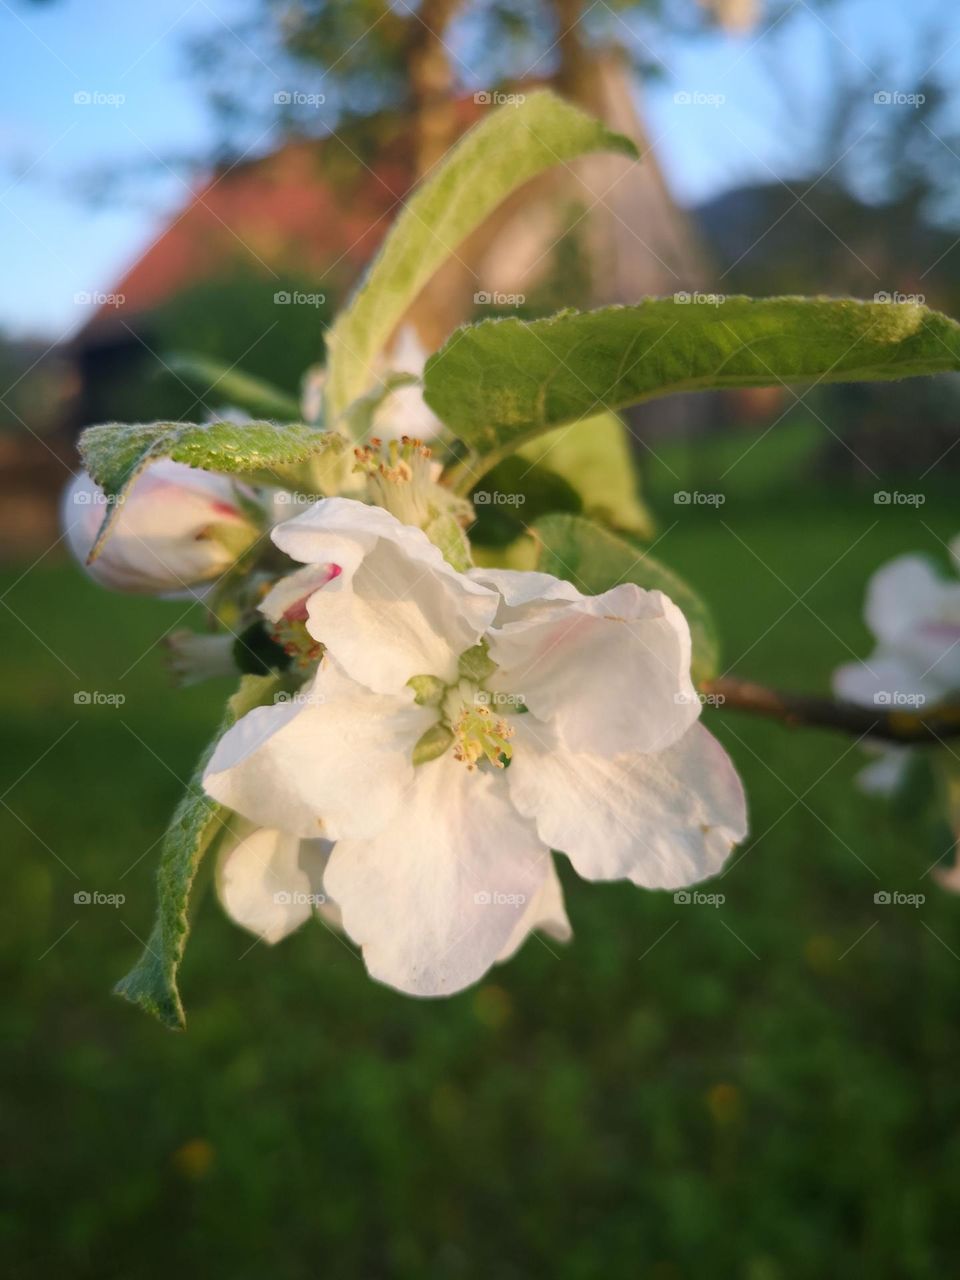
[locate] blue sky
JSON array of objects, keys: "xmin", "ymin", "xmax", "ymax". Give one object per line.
[{"xmin": 0, "ymin": 0, "xmax": 954, "ymax": 339}]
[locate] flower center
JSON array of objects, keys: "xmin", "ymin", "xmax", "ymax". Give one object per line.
[
  {"xmin": 442, "ymin": 679, "xmax": 515, "ymax": 771},
  {"xmin": 354, "ymin": 436, "xmax": 473, "ymax": 531},
  {"xmin": 408, "ymin": 648, "xmax": 521, "ymax": 771}
]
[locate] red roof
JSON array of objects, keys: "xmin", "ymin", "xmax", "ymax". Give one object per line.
[{"xmin": 78, "ymin": 98, "xmax": 489, "ymax": 343}]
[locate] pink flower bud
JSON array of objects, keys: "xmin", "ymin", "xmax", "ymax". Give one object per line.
[{"xmin": 62, "ymin": 460, "xmax": 259, "ymax": 594}]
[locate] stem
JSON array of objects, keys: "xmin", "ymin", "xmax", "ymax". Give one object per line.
[{"xmin": 702, "ymin": 677, "xmax": 960, "ymax": 745}]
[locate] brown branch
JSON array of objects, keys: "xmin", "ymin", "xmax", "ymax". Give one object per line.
[{"xmin": 701, "ymin": 677, "xmax": 960, "ymax": 744}]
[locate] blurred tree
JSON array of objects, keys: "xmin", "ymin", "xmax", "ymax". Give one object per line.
[{"xmin": 185, "ymin": 0, "xmax": 770, "ymax": 175}]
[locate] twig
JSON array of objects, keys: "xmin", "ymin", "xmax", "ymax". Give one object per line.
[{"xmin": 702, "ymin": 676, "xmax": 960, "ymax": 744}]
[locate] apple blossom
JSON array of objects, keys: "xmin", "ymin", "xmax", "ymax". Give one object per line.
[
  {"xmin": 370, "ymin": 326, "xmax": 442, "ymax": 442},
  {"xmin": 834, "ymin": 542, "xmax": 960, "ymax": 796},
  {"xmin": 165, "ymin": 629, "xmax": 239, "ymax": 687},
  {"xmin": 834, "ymin": 546, "xmax": 960, "ymax": 712},
  {"xmin": 62, "ymin": 460, "xmax": 259, "ymax": 595},
  {"xmin": 202, "ymin": 497, "xmax": 747, "ymax": 997}
]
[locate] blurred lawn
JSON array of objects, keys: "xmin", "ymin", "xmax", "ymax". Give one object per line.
[{"xmin": 5, "ymin": 425, "xmax": 960, "ymax": 1279}]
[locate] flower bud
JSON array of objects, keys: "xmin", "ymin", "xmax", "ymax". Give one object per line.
[
  {"xmin": 62, "ymin": 460, "xmax": 259, "ymax": 594},
  {"xmin": 164, "ymin": 629, "xmax": 238, "ymax": 687}
]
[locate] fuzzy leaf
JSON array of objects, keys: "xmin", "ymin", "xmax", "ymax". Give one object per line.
[
  {"xmin": 79, "ymin": 420, "xmax": 344, "ymax": 562},
  {"xmin": 532, "ymin": 514, "xmax": 720, "ymax": 684},
  {"xmin": 114, "ymin": 674, "xmax": 283, "ymax": 1029},
  {"xmin": 425, "ymin": 297, "xmax": 960, "ymax": 469},
  {"xmin": 325, "ymin": 90, "xmax": 637, "ymax": 421}
]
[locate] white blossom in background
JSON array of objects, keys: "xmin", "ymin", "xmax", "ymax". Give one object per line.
[
  {"xmin": 834, "ymin": 539, "xmax": 960, "ymax": 796},
  {"xmin": 165, "ymin": 630, "xmax": 238, "ymax": 687},
  {"xmin": 370, "ymin": 325, "xmax": 443, "ymax": 442},
  {"xmin": 62, "ymin": 461, "xmax": 259, "ymax": 595},
  {"xmin": 202, "ymin": 498, "xmax": 747, "ymax": 997}
]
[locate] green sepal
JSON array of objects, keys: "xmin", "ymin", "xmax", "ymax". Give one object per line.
[
  {"xmin": 113, "ymin": 672, "xmax": 284, "ymax": 1029},
  {"xmin": 407, "ymin": 674, "xmax": 447, "ymax": 707},
  {"xmin": 412, "ymin": 722, "xmax": 454, "ymax": 765},
  {"xmin": 459, "ymin": 641, "xmax": 497, "ymax": 683}
]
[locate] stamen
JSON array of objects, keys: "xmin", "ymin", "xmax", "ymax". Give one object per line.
[{"xmin": 451, "ymin": 701, "xmax": 515, "ymax": 771}]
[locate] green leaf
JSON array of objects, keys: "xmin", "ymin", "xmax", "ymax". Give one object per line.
[
  {"xmin": 324, "ymin": 90, "xmax": 637, "ymax": 421},
  {"xmin": 516, "ymin": 411, "xmax": 655, "ymax": 540},
  {"xmin": 531, "ymin": 514, "xmax": 720, "ymax": 684},
  {"xmin": 469, "ymin": 455, "xmax": 582, "ymax": 547},
  {"xmin": 79, "ymin": 420, "xmax": 345, "ymax": 562},
  {"xmin": 114, "ymin": 673, "xmax": 283, "ymax": 1029},
  {"xmin": 165, "ymin": 351, "xmax": 302, "ymax": 421},
  {"xmin": 424, "ymin": 297, "xmax": 960, "ymax": 469}
]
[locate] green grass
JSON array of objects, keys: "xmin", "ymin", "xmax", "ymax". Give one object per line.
[{"xmin": 5, "ymin": 437, "xmax": 960, "ymax": 1279}]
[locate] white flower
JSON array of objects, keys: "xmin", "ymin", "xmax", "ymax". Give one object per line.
[
  {"xmin": 202, "ymin": 498, "xmax": 747, "ymax": 997},
  {"xmin": 370, "ymin": 325, "xmax": 442, "ymax": 442},
  {"xmin": 62, "ymin": 460, "xmax": 259, "ymax": 595},
  {"xmin": 834, "ymin": 550, "xmax": 960, "ymax": 710},
  {"xmin": 165, "ymin": 630, "xmax": 238, "ymax": 687},
  {"xmin": 833, "ymin": 545, "xmax": 960, "ymax": 796}
]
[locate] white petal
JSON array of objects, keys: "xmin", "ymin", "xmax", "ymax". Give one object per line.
[
  {"xmin": 260, "ymin": 562, "xmax": 344, "ymax": 623},
  {"xmin": 866, "ymin": 555, "xmax": 960, "ymax": 647},
  {"xmin": 325, "ymin": 756, "xmax": 550, "ymax": 997},
  {"xmin": 216, "ymin": 821, "xmax": 332, "ymax": 944},
  {"xmin": 271, "ymin": 497, "xmax": 498, "ymax": 692},
  {"xmin": 508, "ymin": 718, "xmax": 747, "ymax": 890},
  {"xmin": 203, "ymin": 660, "xmax": 433, "ymax": 839},
  {"xmin": 496, "ymin": 856, "xmax": 572, "ymax": 963},
  {"xmin": 855, "ymin": 746, "xmax": 911, "ymax": 797},
  {"xmin": 832, "ymin": 651, "xmax": 944, "ymax": 708},
  {"xmin": 487, "ymin": 583, "xmax": 698, "ymax": 756},
  {"xmin": 467, "ymin": 566, "xmax": 582, "ymax": 624}
]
